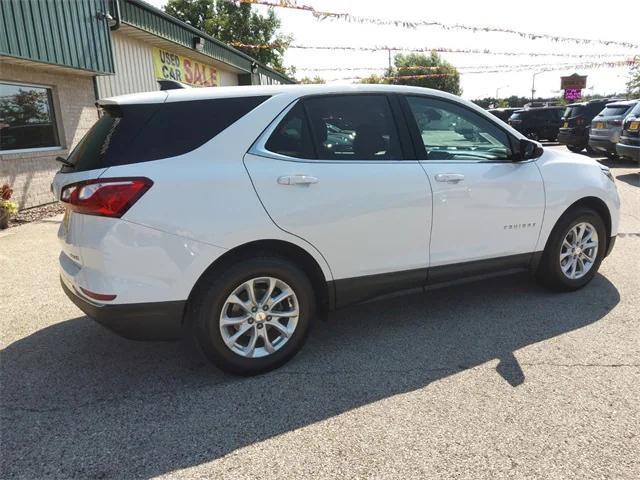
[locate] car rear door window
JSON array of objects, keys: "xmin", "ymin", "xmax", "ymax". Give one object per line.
[
  {"xmin": 265, "ymin": 95, "xmax": 403, "ymax": 161},
  {"xmin": 66, "ymin": 96, "xmax": 269, "ymax": 172},
  {"xmin": 264, "ymin": 102, "xmax": 316, "ymax": 159},
  {"xmin": 303, "ymin": 95, "xmax": 403, "ymax": 160}
]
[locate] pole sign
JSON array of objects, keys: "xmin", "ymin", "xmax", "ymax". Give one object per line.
[
  {"xmin": 561, "ymin": 73, "xmax": 587, "ymax": 101},
  {"xmin": 152, "ymin": 48, "xmax": 220, "ymax": 87},
  {"xmin": 564, "ymin": 89, "xmax": 582, "ymax": 101}
]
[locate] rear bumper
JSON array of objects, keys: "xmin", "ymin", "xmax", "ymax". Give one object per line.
[
  {"xmin": 557, "ymin": 129, "xmax": 587, "ymax": 147},
  {"xmin": 588, "ymin": 137, "xmax": 617, "ymax": 153},
  {"xmin": 61, "ymin": 277, "xmax": 185, "ymax": 341},
  {"xmin": 616, "ymin": 143, "xmax": 640, "ymax": 162}
]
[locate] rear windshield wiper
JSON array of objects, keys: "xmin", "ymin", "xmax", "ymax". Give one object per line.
[{"xmin": 56, "ymin": 156, "xmax": 74, "ymax": 168}]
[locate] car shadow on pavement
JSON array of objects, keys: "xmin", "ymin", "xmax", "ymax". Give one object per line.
[
  {"xmin": 1, "ymin": 273, "xmax": 619, "ymax": 479},
  {"xmin": 615, "ymin": 172, "xmax": 639, "ymax": 187}
]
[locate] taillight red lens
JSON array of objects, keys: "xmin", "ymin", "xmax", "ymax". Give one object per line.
[{"xmin": 60, "ymin": 177, "xmax": 153, "ymax": 218}]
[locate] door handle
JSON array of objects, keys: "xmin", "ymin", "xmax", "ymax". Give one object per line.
[
  {"xmin": 277, "ymin": 175, "xmax": 319, "ymax": 186},
  {"xmin": 434, "ymin": 173, "xmax": 465, "ymax": 183}
]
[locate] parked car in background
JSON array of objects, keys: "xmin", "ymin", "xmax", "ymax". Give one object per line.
[
  {"xmin": 508, "ymin": 106, "xmax": 565, "ymax": 141},
  {"xmin": 558, "ymin": 99, "xmax": 613, "ymax": 153},
  {"xmin": 589, "ymin": 100, "xmax": 638, "ymax": 158},
  {"xmin": 52, "ymin": 84, "xmax": 620, "ymax": 375},
  {"xmin": 488, "ymin": 107, "xmax": 519, "ymax": 123},
  {"xmin": 616, "ymin": 101, "xmax": 640, "ymax": 163}
]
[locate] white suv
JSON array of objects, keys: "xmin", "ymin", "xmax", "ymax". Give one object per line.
[{"xmin": 53, "ymin": 85, "xmax": 620, "ymax": 375}]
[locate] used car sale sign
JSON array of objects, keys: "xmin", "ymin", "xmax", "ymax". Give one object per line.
[{"xmin": 152, "ymin": 48, "xmax": 219, "ymax": 87}]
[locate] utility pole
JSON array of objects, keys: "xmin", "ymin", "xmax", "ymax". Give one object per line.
[
  {"xmin": 496, "ymin": 85, "xmax": 509, "ymax": 99},
  {"xmin": 532, "ymin": 71, "xmax": 544, "ymax": 103},
  {"xmin": 388, "ymin": 49, "xmax": 392, "ymax": 73}
]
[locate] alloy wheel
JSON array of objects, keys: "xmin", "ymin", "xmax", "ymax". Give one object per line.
[
  {"xmin": 219, "ymin": 277, "xmax": 299, "ymax": 358},
  {"xmin": 559, "ymin": 222, "xmax": 599, "ymax": 280}
]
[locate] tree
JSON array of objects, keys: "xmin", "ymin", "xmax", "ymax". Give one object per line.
[
  {"xmin": 0, "ymin": 90, "xmax": 50, "ymax": 125},
  {"xmin": 164, "ymin": 0, "xmax": 291, "ymax": 72},
  {"xmin": 299, "ymin": 76, "xmax": 326, "ymax": 84},
  {"xmin": 359, "ymin": 73, "xmax": 388, "ymax": 84},
  {"xmin": 627, "ymin": 58, "xmax": 640, "ymax": 99},
  {"xmin": 387, "ymin": 52, "xmax": 461, "ymax": 95}
]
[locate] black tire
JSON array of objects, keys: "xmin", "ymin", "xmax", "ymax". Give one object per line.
[
  {"xmin": 606, "ymin": 152, "xmax": 619, "ymax": 160},
  {"xmin": 189, "ymin": 256, "xmax": 316, "ymax": 375},
  {"xmin": 567, "ymin": 145, "xmax": 584, "ymax": 153},
  {"xmin": 536, "ymin": 207, "xmax": 607, "ymax": 291}
]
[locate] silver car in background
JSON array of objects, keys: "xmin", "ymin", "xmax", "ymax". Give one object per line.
[
  {"xmin": 616, "ymin": 102, "xmax": 640, "ymax": 164},
  {"xmin": 588, "ymin": 100, "xmax": 638, "ymax": 158}
]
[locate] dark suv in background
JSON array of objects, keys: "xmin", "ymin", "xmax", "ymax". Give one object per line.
[
  {"xmin": 589, "ymin": 100, "xmax": 638, "ymax": 158},
  {"xmin": 487, "ymin": 107, "xmax": 519, "ymax": 123},
  {"xmin": 557, "ymin": 99, "xmax": 612, "ymax": 153},
  {"xmin": 616, "ymin": 102, "xmax": 640, "ymax": 163},
  {"xmin": 508, "ymin": 106, "xmax": 565, "ymax": 141}
]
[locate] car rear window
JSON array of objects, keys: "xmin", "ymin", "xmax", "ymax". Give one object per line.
[
  {"xmin": 599, "ymin": 105, "xmax": 633, "ymax": 117},
  {"xmin": 564, "ymin": 105, "xmax": 584, "ymax": 118},
  {"xmin": 65, "ymin": 96, "xmax": 269, "ymax": 172}
]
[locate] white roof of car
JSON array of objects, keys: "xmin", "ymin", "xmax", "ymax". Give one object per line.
[
  {"xmin": 97, "ymin": 83, "xmax": 526, "ymax": 140},
  {"xmin": 99, "ymin": 83, "xmax": 460, "ymax": 106}
]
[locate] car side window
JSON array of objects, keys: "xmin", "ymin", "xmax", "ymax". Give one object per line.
[
  {"xmin": 265, "ymin": 102, "xmax": 316, "ymax": 159},
  {"xmin": 302, "ymin": 95, "xmax": 403, "ymax": 160},
  {"xmin": 406, "ymin": 96, "xmax": 513, "ymax": 161}
]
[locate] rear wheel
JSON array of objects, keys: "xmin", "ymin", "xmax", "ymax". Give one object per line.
[
  {"xmin": 536, "ymin": 208, "xmax": 606, "ymax": 291},
  {"xmin": 190, "ymin": 256, "xmax": 315, "ymax": 375}
]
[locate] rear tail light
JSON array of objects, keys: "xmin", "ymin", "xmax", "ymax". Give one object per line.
[{"xmin": 60, "ymin": 177, "xmax": 153, "ymax": 218}]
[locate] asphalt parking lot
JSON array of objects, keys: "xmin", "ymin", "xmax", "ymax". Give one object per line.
[{"xmin": 1, "ymin": 146, "xmax": 638, "ymax": 479}]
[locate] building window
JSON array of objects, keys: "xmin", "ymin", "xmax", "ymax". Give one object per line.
[{"xmin": 0, "ymin": 82, "xmax": 60, "ymax": 152}]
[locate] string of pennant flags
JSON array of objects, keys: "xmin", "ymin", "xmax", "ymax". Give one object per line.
[
  {"xmin": 231, "ymin": 42, "xmax": 634, "ymax": 59},
  {"xmin": 316, "ymin": 59, "xmax": 640, "ymax": 81},
  {"xmin": 234, "ymin": 0, "xmax": 639, "ymax": 49},
  {"xmin": 296, "ymin": 59, "xmax": 639, "ymax": 72}
]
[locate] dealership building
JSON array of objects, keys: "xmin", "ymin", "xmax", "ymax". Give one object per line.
[{"xmin": 0, "ymin": 0, "xmax": 293, "ymax": 209}]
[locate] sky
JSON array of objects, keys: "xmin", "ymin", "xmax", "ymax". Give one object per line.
[{"xmin": 145, "ymin": 0, "xmax": 638, "ymax": 99}]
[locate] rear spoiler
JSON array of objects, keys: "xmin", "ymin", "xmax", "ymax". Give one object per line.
[{"xmin": 158, "ymin": 80, "xmax": 192, "ymax": 91}]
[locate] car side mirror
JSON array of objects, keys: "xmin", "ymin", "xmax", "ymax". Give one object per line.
[{"xmin": 516, "ymin": 138, "xmax": 543, "ymax": 161}]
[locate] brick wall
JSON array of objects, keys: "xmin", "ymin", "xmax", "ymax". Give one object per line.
[{"xmin": 0, "ymin": 62, "xmax": 99, "ymax": 209}]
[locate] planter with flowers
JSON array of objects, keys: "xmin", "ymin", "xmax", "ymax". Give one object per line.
[{"xmin": 0, "ymin": 184, "xmax": 18, "ymax": 229}]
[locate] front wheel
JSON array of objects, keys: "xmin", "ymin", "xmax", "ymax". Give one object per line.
[
  {"xmin": 190, "ymin": 256, "xmax": 316, "ymax": 375},
  {"xmin": 536, "ymin": 208, "xmax": 607, "ymax": 291}
]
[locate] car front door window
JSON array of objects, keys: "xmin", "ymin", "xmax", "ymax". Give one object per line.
[{"xmin": 406, "ymin": 96, "xmax": 513, "ymax": 161}]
